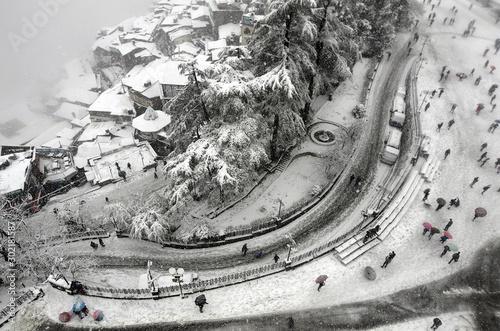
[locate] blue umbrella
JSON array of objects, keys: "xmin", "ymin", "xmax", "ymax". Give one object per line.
[
  {"xmin": 73, "ymin": 300, "xmax": 85, "ymax": 312},
  {"xmin": 448, "ymin": 243, "xmax": 458, "ymax": 251}
]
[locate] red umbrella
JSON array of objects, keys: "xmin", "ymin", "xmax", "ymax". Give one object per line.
[
  {"xmin": 490, "ymin": 65, "xmax": 496, "ymax": 70},
  {"xmin": 316, "ymin": 275, "xmax": 328, "ymax": 284},
  {"xmin": 444, "ymin": 231, "xmax": 453, "ymax": 239},
  {"xmin": 423, "ymin": 222, "xmax": 432, "ymax": 229},
  {"xmin": 59, "ymin": 312, "xmax": 71, "ymax": 323}
]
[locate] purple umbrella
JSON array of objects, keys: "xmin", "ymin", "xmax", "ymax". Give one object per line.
[
  {"xmin": 423, "ymin": 222, "xmax": 432, "ymax": 229},
  {"xmin": 473, "ymin": 207, "xmax": 487, "ymax": 221}
]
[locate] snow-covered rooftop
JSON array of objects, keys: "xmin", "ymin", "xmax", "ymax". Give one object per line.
[
  {"xmin": 168, "ymin": 28, "xmax": 193, "ymax": 40},
  {"xmin": 58, "ymin": 74, "xmax": 100, "ymax": 93},
  {"xmin": 0, "ymin": 148, "xmax": 34, "ymax": 196},
  {"xmin": 190, "ymin": 6, "xmax": 210, "ymax": 20},
  {"xmin": 56, "ymin": 87, "xmax": 99, "ymax": 107},
  {"xmin": 87, "ymin": 84, "xmax": 134, "ymax": 116},
  {"xmin": 218, "ymin": 22, "xmax": 241, "ymax": 39},
  {"xmin": 53, "ymin": 102, "xmax": 88, "ymax": 121},
  {"xmin": 192, "ymin": 19, "xmax": 210, "ymax": 29},
  {"xmin": 157, "ymin": 60, "xmax": 189, "ymax": 86},
  {"xmin": 206, "ymin": 39, "xmax": 227, "ymax": 51}
]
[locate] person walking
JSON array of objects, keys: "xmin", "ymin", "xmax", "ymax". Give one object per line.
[
  {"xmin": 470, "ymin": 68, "xmax": 475, "ymax": 76},
  {"xmin": 447, "ymin": 199, "xmax": 456, "ymax": 209},
  {"xmin": 492, "ymin": 123, "xmax": 499, "ymax": 133},
  {"xmin": 387, "ymin": 51, "xmax": 392, "ymax": 61},
  {"xmin": 447, "ymin": 119, "xmax": 455, "ymax": 129},
  {"xmin": 423, "ymin": 188, "xmax": 430, "ymax": 201},
  {"xmin": 274, "ymin": 254, "xmax": 280, "ymax": 263},
  {"xmin": 425, "ymin": 102, "xmax": 431, "ymax": 111},
  {"xmin": 491, "ymin": 95, "xmax": 497, "ymax": 104},
  {"xmin": 288, "ymin": 316, "xmax": 295, "ymax": 329},
  {"xmin": 242, "ymin": 243, "xmax": 248, "ymax": 256},
  {"xmin": 475, "ymin": 75, "xmax": 482, "ymax": 85},
  {"xmin": 495, "ymin": 158, "xmax": 500, "ymax": 168},
  {"xmin": 438, "ymin": 88, "xmax": 444, "ymax": 97},
  {"xmin": 488, "ymin": 123, "xmax": 495, "ymax": 132},
  {"xmin": 484, "ymin": 48, "xmax": 490, "ymax": 56},
  {"xmin": 485, "ymin": 59, "xmax": 490, "ymax": 68},
  {"xmin": 480, "ymin": 142, "xmax": 487, "ymax": 151},
  {"xmin": 318, "ymin": 281, "xmax": 325, "ymax": 291},
  {"xmin": 444, "ymin": 149, "xmax": 450, "ymax": 160},
  {"xmin": 440, "ymin": 235, "xmax": 449, "ymax": 243},
  {"xmin": 481, "ymin": 185, "xmax": 491, "ymax": 194},
  {"xmin": 431, "ymin": 317, "xmax": 443, "ymax": 329},
  {"xmin": 441, "ymin": 245, "xmax": 450, "ymax": 257},
  {"xmin": 195, "ymin": 294, "xmax": 208, "ymax": 313},
  {"xmin": 478, "ymin": 152, "xmax": 488, "ymax": 162},
  {"xmin": 449, "ymin": 252, "xmax": 460, "ymax": 264},
  {"xmin": 439, "ymin": 72, "xmax": 445, "ymax": 81},
  {"xmin": 436, "ymin": 122, "xmax": 443, "ymax": 131},
  {"xmin": 154, "ymin": 171, "xmax": 158, "ymax": 179},
  {"xmin": 444, "ymin": 71, "xmax": 450, "ymax": 80},
  {"xmin": 450, "ymin": 103, "xmax": 457, "ymax": 112},
  {"xmin": 492, "ymin": 104, "xmax": 497, "ymax": 112},
  {"xmin": 105, "ymin": 197, "xmax": 109, "ymax": 203},
  {"xmin": 407, "ymin": 47, "xmax": 412, "ymax": 56},
  {"xmin": 480, "ymin": 158, "xmax": 490, "ymax": 167},
  {"xmin": 470, "ymin": 177, "xmax": 479, "ymax": 188},
  {"xmin": 431, "ymin": 89, "xmax": 437, "ymax": 98},
  {"xmin": 127, "ymin": 162, "xmax": 132, "ymax": 169},
  {"xmin": 444, "ymin": 219, "xmax": 453, "ymax": 231},
  {"xmin": 381, "ymin": 254, "xmax": 393, "ymax": 268}
]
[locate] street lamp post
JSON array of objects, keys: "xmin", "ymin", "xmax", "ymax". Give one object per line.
[
  {"xmin": 277, "ymin": 198, "xmax": 284, "ymax": 219},
  {"xmin": 169, "ymin": 267, "xmax": 185, "ymax": 298},
  {"xmin": 417, "ymin": 90, "xmax": 430, "ymax": 113},
  {"xmin": 285, "ymin": 234, "xmax": 297, "ymax": 271}
]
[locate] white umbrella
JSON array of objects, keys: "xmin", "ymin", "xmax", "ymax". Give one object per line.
[{"xmin": 132, "ymin": 107, "xmax": 171, "ymax": 133}]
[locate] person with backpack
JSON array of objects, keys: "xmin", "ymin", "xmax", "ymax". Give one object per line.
[{"xmin": 431, "ymin": 317, "xmax": 442, "ymax": 329}]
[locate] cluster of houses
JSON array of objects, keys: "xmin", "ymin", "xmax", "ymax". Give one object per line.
[{"xmin": 0, "ymin": 0, "xmax": 265, "ymax": 209}]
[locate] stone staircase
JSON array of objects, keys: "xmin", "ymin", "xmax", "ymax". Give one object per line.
[
  {"xmin": 334, "ymin": 155, "xmax": 439, "ymax": 265},
  {"xmin": 274, "ymin": 153, "xmax": 291, "ymax": 172}
]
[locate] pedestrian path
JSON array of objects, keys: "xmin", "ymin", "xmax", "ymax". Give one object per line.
[{"xmin": 334, "ymin": 155, "xmax": 439, "ymax": 265}]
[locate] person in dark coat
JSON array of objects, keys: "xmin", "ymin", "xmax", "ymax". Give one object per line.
[
  {"xmin": 444, "ymin": 149, "xmax": 450, "ymax": 160},
  {"xmin": 195, "ymin": 295, "xmax": 208, "ymax": 313},
  {"xmin": 288, "ymin": 316, "xmax": 295, "ymax": 329},
  {"xmin": 444, "ymin": 219, "xmax": 453, "ymax": 231},
  {"xmin": 478, "ymin": 151, "xmax": 488, "ymax": 162},
  {"xmin": 425, "ymin": 102, "xmax": 431, "ymax": 111},
  {"xmin": 255, "ymin": 250, "xmax": 263, "ymax": 259},
  {"xmin": 481, "ymin": 185, "xmax": 491, "ymax": 194},
  {"xmin": 449, "ymin": 252, "xmax": 460, "ymax": 264},
  {"xmin": 431, "ymin": 317, "xmax": 442, "ymax": 329},
  {"xmin": 242, "ymin": 243, "xmax": 248, "ymax": 256},
  {"xmin": 470, "ymin": 177, "xmax": 479, "ymax": 188},
  {"xmin": 274, "ymin": 254, "xmax": 280, "ymax": 263},
  {"xmin": 318, "ymin": 281, "xmax": 325, "ymax": 291},
  {"xmin": 127, "ymin": 162, "xmax": 132, "ymax": 169},
  {"xmin": 440, "ymin": 245, "xmax": 450, "ymax": 257},
  {"xmin": 440, "ymin": 235, "xmax": 449, "ymax": 243},
  {"xmin": 154, "ymin": 171, "xmax": 159, "ymax": 179},
  {"xmin": 438, "ymin": 88, "xmax": 444, "ymax": 97},
  {"xmin": 436, "ymin": 122, "xmax": 443, "ymax": 131},
  {"xmin": 423, "ymin": 188, "xmax": 430, "ymax": 201},
  {"xmin": 447, "ymin": 199, "xmax": 456, "ymax": 209},
  {"xmin": 423, "ymin": 227, "xmax": 430, "ymax": 235},
  {"xmin": 105, "ymin": 197, "xmax": 109, "ymax": 203},
  {"xmin": 480, "ymin": 142, "xmax": 487, "ymax": 151},
  {"xmin": 447, "ymin": 119, "xmax": 455, "ymax": 129}
]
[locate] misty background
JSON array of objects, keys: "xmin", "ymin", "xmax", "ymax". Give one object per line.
[{"xmin": 0, "ymin": 0, "xmax": 155, "ymax": 144}]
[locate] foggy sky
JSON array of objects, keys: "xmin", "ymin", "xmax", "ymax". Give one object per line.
[{"xmin": 0, "ymin": 0, "xmax": 155, "ymax": 108}]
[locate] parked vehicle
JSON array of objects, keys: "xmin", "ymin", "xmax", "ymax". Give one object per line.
[
  {"xmin": 381, "ymin": 128, "xmax": 403, "ymax": 165},
  {"xmin": 389, "ymin": 86, "xmax": 406, "ymax": 128}
]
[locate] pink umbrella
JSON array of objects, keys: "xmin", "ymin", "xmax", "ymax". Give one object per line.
[
  {"xmin": 423, "ymin": 222, "xmax": 432, "ymax": 229},
  {"xmin": 444, "ymin": 231, "xmax": 453, "ymax": 239}
]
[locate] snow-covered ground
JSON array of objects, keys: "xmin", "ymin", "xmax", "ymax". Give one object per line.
[{"xmin": 6, "ymin": 0, "xmax": 500, "ymax": 330}]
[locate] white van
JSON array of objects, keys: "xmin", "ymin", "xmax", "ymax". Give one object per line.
[
  {"xmin": 381, "ymin": 129, "xmax": 402, "ymax": 165},
  {"xmin": 389, "ymin": 86, "xmax": 406, "ymax": 128}
]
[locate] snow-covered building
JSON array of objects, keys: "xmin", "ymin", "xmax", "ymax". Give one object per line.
[
  {"xmin": 168, "ymin": 28, "xmax": 193, "ymax": 45},
  {"xmin": 87, "ymin": 84, "xmax": 135, "ymax": 123},
  {"xmin": 240, "ymin": 13, "xmax": 263, "ymax": 46},
  {"xmin": 157, "ymin": 60, "xmax": 190, "ymax": 102},
  {"xmin": 92, "ymin": 17, "xmax": 137, "ymax": 66},
  {"xmin": 206, "ymin": 39, "xmax": 227, "ymax": 60},
  {"xmin": 172, "ymin": 42, "xmax": 202, "ymax": 61},
  {"xmin": 218, "ymin": 22, "xmax": 240, "ymax": 45},
  {"xmin": 122, "ymin": 61, "xmax": 164, "ymax": 114},
  {"xmin": 0, "ymin": 146, "xmax": 39, "ymax": 201},
  {"xmin": 207, "ymin": 0, "xmax": 244, "ymax": 39},
  {"xmin": 56, "ymin": 87, "xmax": 99, "ymax": 108},
  {"xmin": 53, "ymin": 102, "xmax": 88, "ymax": 122},
  {"xmin": 85, "ymin": 141, "xmax": 157, "ymax": 186},
  {"xmin": 35, "ymin": 148, "xmax": 79, "ymax": 189},
  {"xmin": 132, "ymin": 106, "xmax": 172, "ymax": 142}
]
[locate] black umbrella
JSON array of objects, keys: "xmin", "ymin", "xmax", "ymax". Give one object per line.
[
  {"xmin": 436, "ymin": 198, "xmax": 446, "ymax": 206},
  {"xmin": 492, "ymin": 84, "xmax": 499, "ymax": 88},
  {"xmin": 473, "ymin": 207, "xmax": 487, "ymax": 221}
]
